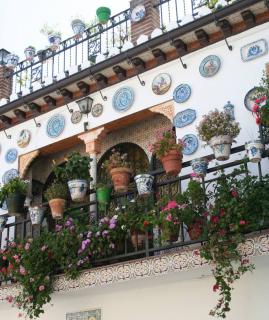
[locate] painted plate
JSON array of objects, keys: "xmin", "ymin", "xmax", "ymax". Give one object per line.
[
  {"xmin": 244, "ymin": 87, "xmax": 260, "ymax": 112},
  {"xmin": 173, "ymin": 109, "xmax": 196, "ymax": 128},
  {"xmin": 92, "ymin": 103, "xmax": 103, "ymax": 117},
  {"xmin": 5, "ymin": 148, "xmax": 18, "ymax": 163},
  {"xmin": 2, "ymin": 169, "xmax": 19, "ymax": 184},
  {"xmin": 182, "ymin": 134, "xmax": 199, "ymax": 155},
  {"xmin": 199, "ymin": 55, "xmax": 221, "ymax": 78},
  {"xmin": 131, "ymin": 5, "xmax": 146, "ymax": 22},
  {"xmin": 46, "ymin": 114, "xmax": 65, "ymax": 138},
  {"xmin": 17, "ymin": 129, "xmax": 31, "ymax": 148},
  {"xmin": 173, "ymin": 84, "xmax": 191, "ymax": 103},
  {"xmin": 113, "ymin": 87, "xmax": 134, "ymax": 112},
  {"xmin": 71, "ymin": 111, "xmax": 82, "ymax": 124},
  {"xmin": 152, "ymin": 73, "xmax": 171, "ymax": 95}
]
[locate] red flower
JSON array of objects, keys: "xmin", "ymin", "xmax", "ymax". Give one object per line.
[
  {"xmin": 1, "ymin": 267, "xmax": 7, "ymax": 274},
  {"xmin": 242, "ymin": 258, "xmax": 249, "ymax": 264},
  {"xmin": 239, "ymin": 220, "xmax": 246, "ymax": 225},
  {"xmin": 194, "ymin": 250, "xmax": 200, "ymax": 256},
  {"xmin": 203, "ymin": 211, "xmax": 209, "ymax": 218},
  {"xmin": 220, "ymin": 209, "xmax": 225, "ymax": 217},
  {"xmin": 143, "ymin": 220, "xmax": 150, "ymax": 227},
  {"xmin": 219, "ymin": 229, "xmax": 226, "ymax": 236},
  {"xmin": 252, "ymin": 104, "xmax": 260, "ymax": 113},
  {"xmin": 211, "ymin": 216, "xmax": 219, "ymax": 224},
  {"xmin": 256, "ymin": 116, "xmax": 261, "ymax": 125},
  {"xmin": 213, "ymin": 284, "xmax": 219, "ymax": 292},
  {"xmin": 230, "ymin": 189, "xmax": 238, "ymax": 198}
]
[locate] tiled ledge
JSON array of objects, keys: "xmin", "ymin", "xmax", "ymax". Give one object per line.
[{"xmin": 1, "ymin": 231, "xmax": 269, "ymax": 301}]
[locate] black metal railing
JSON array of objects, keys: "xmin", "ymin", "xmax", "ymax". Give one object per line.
[
  {"xmin": 0, "ymin": 144, "xmax": 268, "ymax": 265},
  {"xmin": 2, "ymin": 0, "xmax": 211, "ymax": 100}
]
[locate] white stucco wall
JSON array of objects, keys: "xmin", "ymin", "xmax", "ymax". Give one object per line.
[{"xmin": 0, "ymin": 255, "xmax": 268, "ymax": 320}]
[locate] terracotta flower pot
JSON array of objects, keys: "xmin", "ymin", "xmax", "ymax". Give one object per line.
[
  {"xmin": 48, "ymin": 199, "xmax": 66, "ymax": 220},
  {"xmin": 110, "ymin": 167, "xmax": 132, "ymax": 193},
  {"xmin": 130, "ymin": 230, "xmax": 145, "ymax": 250},
  {"xmin": 160, "ymin": 149, "xmax": 182, "ymax": 175}
]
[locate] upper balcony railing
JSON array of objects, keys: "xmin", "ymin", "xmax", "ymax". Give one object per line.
[{"xmin": 1, "ymin": 0, "xmax": 210, "ymax": 103}]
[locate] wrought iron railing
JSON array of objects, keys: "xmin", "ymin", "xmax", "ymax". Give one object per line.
[
  {"xmin": 3, "ymin": 0, "xmax": 211, "ymax": 101},
  {"xmin": 0, "ymin": 144, "xmax": 268, "ymax": 265}
]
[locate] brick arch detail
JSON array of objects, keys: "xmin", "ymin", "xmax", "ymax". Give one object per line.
[{"xmin": 18, "ymin": 150, "xmax": 40, "ymax": 179}]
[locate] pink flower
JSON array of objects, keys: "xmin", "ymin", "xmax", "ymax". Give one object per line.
[
  {"xmin": 194, "ymin": 250, "xmax": 200, "ymax": 256},
  {"xmin": 203, "ymin": 211, "xmax": 209, "ymax": 218},
  {"xmin": 165, "ymin": 213, "xmax": 173, "ymax": 222},
  {"xmin": 18, "ymin": 313, "xmax": 23, "ymax": 318},
  {"xmin": 252, "ymin": 104, "xmax": 260, "ymax": 113},
  {"xmin": 41, "ymin": 245, "xmax": 48, "ymax": 252},
  {"xmin": 242, "ymin": 258, "xmax": 249, "ymax": 264},
  {"xmin": 211, "ymin": 216, "xmax": 219, "ymax": 224},
  {"xmin": 39, "ymin": 285, "xmax": 45, "ymax": 292},
  {"xmin": 239, "ymin": 220, "xmax": 246, "ymax": 225},
  {"xmin": 2, "ymin": 255, "xmax": 7, "ymax": 260},
  {"xmin": 5, "ymin": 295, "xmax": 13, "ymax": 303},
  {"xmin": 24, "ymin": 243, "xmax": 30, "ymax": 251},
  {"xmin": 213, "ymin": 284, "xmax": 219, "ymax": 292},
  {"xmin": 19, "ymin": 265, "xmax": 26, "ymax": 276}
]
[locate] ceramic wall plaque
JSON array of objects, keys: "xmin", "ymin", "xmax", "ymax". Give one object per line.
[
  {"xmin": 71, "ymin": 111, "xmax": 82, "ymax": 124},
  {"xmin": 113, "ymin": 87, "xmax": 134, "ymax": 112},
  {"xmin": 182, "ymin": 134, "xmax": 199, "ymax": 155},
  {"xmin": 17, "ymin": 129, "xmax": 31, "ymax": 148},
  {"xmin": 46, "ymin": 114, "xmax": 65, "ymax": 138},
  {"xmin": 199, "ymin": 55, "xmax": 221, "ymax": 77},
  {"xmin": 66, "ymin": 308, "xmax": 101, "ymax": 320},
  {"xmin": 173, "ymin": 109, "xmax": 196, "ymax": 128},
  {"xmin": 241, "ymin": 39, "xmax": 268, "ymax": 62},
  {"xmin": 5, "ymin": 148, "xmax": 18, "ymax": 163},
  {"xmin": 223, "ymin": 101, "xmax": 235, "ymax": 120},
  {"xmin": 2, "ymin": 169, "xmax": 19, "ymax": 184},
  {"xmin": 92, "ymin": 103, "xmax": 103, "ymax": 117},
  {"xmin": 173, "ymin": 84, "xmax": 191, "ymax": 103},
  {"xmin": 131, "ymin": 5, "xmax": 146, "ymax": 22},
  {"xmin": 244, "ymin": 87, "xmax": 260, "ymax": 111},
  {"xmin": 152, "ymin": 73, "xmax": 171, "ymax": 95}
]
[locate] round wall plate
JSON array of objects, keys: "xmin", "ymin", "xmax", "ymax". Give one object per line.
[
  {"xmin": 113, "ymin": 87, "xmax": 134, "ymax": 112},
  {"xmin": 92, "ymin": 103, "xmax": 103, "ymax": 117},
  {"xmin": 5, "ymin": 148, "xmax": 18, "ymax": 163},
  {"xmin": 199, "ymin": 55, "xmax": 221, "ymax": 78},
  {"xmin": 71, "ymin": 111, "xmax": 82, "ymax": 124},
  {"xmin": 2, "ymin": 169, "xmax": 19, "ymax": 184},
  {"xmin": 152, "ymin": 73, "xmax": 171, "ymax": 95},
  {"xmin": 182, "ymin": 134, "xmax": 199, "ymax": 155},
  {"xmin": 244, "ymin": 87, "xmax": 260, "ymax": 112},
  {"xmin": 17, "ymin": 129, "xmax": 31, "ymax": 148},
  {"xmin": 173, "ymin": 84, "xmax": 191, "ymax": 103},
  {"xmin": 131, "ymin": 5, "xmax": 146, "ymax": 22},
  {"xmin": 47, "ymin": 114, "xmax": 65, "ymax": 138}
]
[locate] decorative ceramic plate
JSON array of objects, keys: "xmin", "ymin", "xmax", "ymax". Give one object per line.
[
  {"xmin": 241, "ymin": 39, "xmax": 268, "ymax": 62},
  {"xmin": 173, "ymin": 109, "xmax": 196, "ymax": 128},
  {"xmin": 17, "ymin": 129, "xmax": 31, "ymax": 148},
  {"xmin": 113, "ymin": 87, "xmax": 134, "ymax": 112},
  {"xmin": 173, "ymin": 84, "xmax": 191, "ymax": 103},
  {"xmin": 92, "ymin": 103, "xmax": 103, "ymax": 117},
  {"xmin": 244, "ymin": 87, "xmax": 260, "ymax": 112},
  {"xmin": 71, "ymin": 111, "xmax": 82, "ymax": 124},
  {"xmin": 2, "ymin": 169, "xmax": 19, "ymax": 184},
  {"xmin": 152, "ymin": 73, "xmax": 171, "ymax": 95},
  {"xmin": 46, "ymin": 114, "xmax": 65, "ymax": 138},
  {"xmin": 131, "ymin": 5, "xmax": 146, "ymax": 22},
  {"xmin": 199, "ymin": 55, "xmax": 221, "ymax": 78},
  {"xmin": 182, "ymin": 134, "xmax": 199, "ymax": 155},
  {"xmin": 5, "ymin": 148, "xmax": 18, "ymax": 163}
]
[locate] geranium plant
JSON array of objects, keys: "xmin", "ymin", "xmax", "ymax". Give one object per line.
[
  {"xmin": 197, "ymin": 109, "xmax": 240, "ymax": 144},
  {"xmin": 252, "ymin": 73, "xmax": 269, "ymax": 126}
]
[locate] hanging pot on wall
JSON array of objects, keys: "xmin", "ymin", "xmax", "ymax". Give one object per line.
[
  {"xmin": 110, "ymin": 167, "xmax": 132, "ymax": 193},
  {"xmin": 134, "ymin": 174, "xmax": 154, "ymax": 196},
  {"xmin": 71, "ymin": 19, "xmax": 86, "ymax": 38},
  {"xmin": 245, "ymin": 140, "xmax": 264, "ymax": 163},
  {"xmin": 96, "ymin": 186, "xmax": 112, "ymax": 210},
  {"xmin": 96, "ymin": 7, "xmax": 111, "ymax": 24},
  {"xmin": 28, "ymin": 206, "xmax": 45, "ymax": 225},
  {"xmin": 160, "ymin": 149, "xmax": 182, "ymax": 175},
  {"xmin": 209, "ymin": 135, "xmax": 233, "ymax": 161},
  {"xmin": 48, "ymin": 199, "xmax": 66, "ymax": 220},
  {"xmin": 48, "ymin": 34, "xmax": 61, "ymax": 51},
  {"xmin": 6, "ymin": 193, "xmax": 26, "ymax": 217},
  {"xmin": 191, "ymin": 158, "xmax": 208, "ymax": 177},
  {"xmin": 24, "ymin": 46, "xmax": 36, "ymax": 62},
  {"xmin": 6, "ymin": 53, "xmax": 19, "ymax": 69},
  {"xmin": 68, "ymin": 179, "xmax": 88, "ymax": 202}
]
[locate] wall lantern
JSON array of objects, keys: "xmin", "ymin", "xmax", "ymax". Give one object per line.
[
  {"xmin": 0, "ymin": 48, "xmax": 10, "ymax": 66},
  {"xmin": 76, "ymin": 96, "xmax": 93, "ymax": 131}
]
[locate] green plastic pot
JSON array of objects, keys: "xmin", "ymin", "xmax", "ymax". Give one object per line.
[
  {"xmin": 6, "ymin": 193, "xmax": 26, "ymax": 217},
  {"xmin": 96, "ymin": 186, "xmax": 112, "ymax": 210},
  {"xmin": 96, "ymin": 7, "xmax": 111, "ymax": 24}
]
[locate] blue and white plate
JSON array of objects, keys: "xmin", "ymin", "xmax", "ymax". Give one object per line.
[
  {"xmin": 173, "ymin": 84, "xmax": 191, "ymax": 103},
  {"xmin": 2, "ymin": 169, "xmax": 19, "ymax": 184},
  {"xmin": 47, "ymin": 114, "xmax": 65, "ymax": 138},
  {"xmin": 113, "ymin": 87, "xmax": 134, "ymax": 112},
  {"xmin": 182, "ymin": 134, "xmax": 199, "ymax": 155},
  {"xmin": 131, "ymin": 5, "xmax": 146, "ymax": 22},
  {"xmin": 173, "ymin": 109, "xmax": 196, "ymax": 128},
  {"xmin": 244, "ymin": 87, "xmax": 260, "ymax": 112},
  {"xmin": 5, "ymin": 148, "xmax": 18, "ymax": 163},
  {"xmin": 199, "ymin": 55, "xmax": 221, "ymax": 78}
]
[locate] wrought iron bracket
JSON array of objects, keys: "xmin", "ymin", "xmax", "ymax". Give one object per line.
[
  {"xmin": 66, "ymin": 104, "xmax": 73, "ymax": 113},
  {"xmin": 215, "ymin": 18, "xmax": 233, "ymax": 51},
  {"xmin": 3, "ymin": 130, "xmax": 11, "ymax": 139},
  {"xmin": 126, "ymin": 54, "xmax": 145, "ymax": 86},
  {"xmin": 169, "ymin": 39, "xmax": 187, "ymax": 69},
  {"xmin": 33, "ymin": 118, "xmax": 41, "ymax": 127},
  {"xmin": 89, "ymin": 71, "xmax": 107, "ymax": 101}
]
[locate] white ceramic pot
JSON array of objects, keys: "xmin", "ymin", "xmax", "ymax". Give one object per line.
[
  {"xmin": 6, "ymin": 53, "xmax": 19, "ymax": 69},
  {"xmin": 134, "ymin": 174, "xmax": 154, "ymax": 196},
  {"xmin": 191, "ymin": 158, "xmax": 208, "ymax": 177},
  {"xmin": 209, "ymin": 135, "xmax": 233, "ymax": 161},
  {"xmin": 68, "ymin": 179, "xmax": 88, "ymax": 202},
  {"xmin": 0, "ymin": 215, "xmax": 8, "ymax": 232},
  {"xmin": 29, "ymin": 206, "xmax": 45, "ymax": 225},
  {"xmin": 24, "ymin": 47, "xmax": 36, "ymax": 62},
  {"xmin": 245, "ymin": 140, "xmax": 264, "ymax": 163},
  {"xmin": 71, "ymin": 19, "xmax": 86, "ymax": 38},
  {"xmin": 48, "ymin": 34, "xmax": 61, "ymax": 51}
]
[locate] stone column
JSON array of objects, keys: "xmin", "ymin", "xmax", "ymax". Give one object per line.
[{"xmin": 78, "ymin": 127, "xmax": 107, "ymax": 219}]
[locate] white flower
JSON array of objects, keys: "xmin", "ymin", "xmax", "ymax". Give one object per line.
[
  {"xmin": 115, "ymin": 207, "xmax": 120, "ymax": 211},
  {"xmin": 112, "ymin": 215, "xmax": 118, "ymax": 220}
]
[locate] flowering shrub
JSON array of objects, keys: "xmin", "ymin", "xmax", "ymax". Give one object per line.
[
  {"xmin": 101, "ymin": 149, "xmax": 132, "ymax": 171},
  {"xmin": 252, "ymin": 73, "xmax": 269, "ymax": 126},
  {"xmin": 149, "ymin": 129, "xmax": 184, "ymax": 160},
  {"xmin": 197, "ymin": 109, "xmax": 240, "ymax": 143}
]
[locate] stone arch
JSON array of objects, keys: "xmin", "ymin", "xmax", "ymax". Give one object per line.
[{"xmin": 18, "ymin": 150, "xmax": 40, "ymax": 179}]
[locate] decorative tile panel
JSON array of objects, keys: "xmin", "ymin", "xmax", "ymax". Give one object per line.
[
  {"xmin": 66, "ymin": 309, "xmax": 101, "ymax": 320},
  {"xmin": 241, "ymin": 39, "xmax": 268, "ymax": 62}
]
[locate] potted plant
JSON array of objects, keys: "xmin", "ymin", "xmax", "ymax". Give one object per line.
[
  {"xmin": 44, "ymin": 181, "xmax": 68, "ymax": 219},
  {"xmin": 197, "ymin": 109, "xmax": 240, "ymax": 161},
  {"xmin": 150, "ymin": 129, "xmax": 184, "ymax": 175},
  {"xmin": 71, "ymin": 18, "xmax": 86, "ymax": 39},
  {"xmin": 95, "ymin": 182, "xmax": 112, "ymax": 211},
  {"xmin": 28, "ymin": 205, "xmax": 45, "ymax": 225},
  {"xmin": 96, "ymin": 7, "xmax": 111, "ymax": 24},
  {"xmin": 6, "ymin": 53, "xmax": 20, "ymax": 69},
  {"xmin": 245, "ymin": 140, "xmax": 264, "ymax": 163},
  {"xmin": 24, "ymin": 46, "xmax": 36, "ymax": 62},
  {"xmin": 134, "ymin": 174, "xmax": 154, "ymax": 196},
  {"xmin": 65, "ymin": 152, "xmax": 92, "ymax": 202},
  {"xmin": 102, "ymin": 149, "xmax": 132, "ymax": 193},
  {"xmin": 0, "ymin": 177, "xmax": 29, "ymax": 216},
  {"xmin": 40, "ymin": 24, "xmax": 62, "ymax": 51},
  {"xmin": 191, "ymin": 157, "xmax": 209, "ymax": 177}
]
